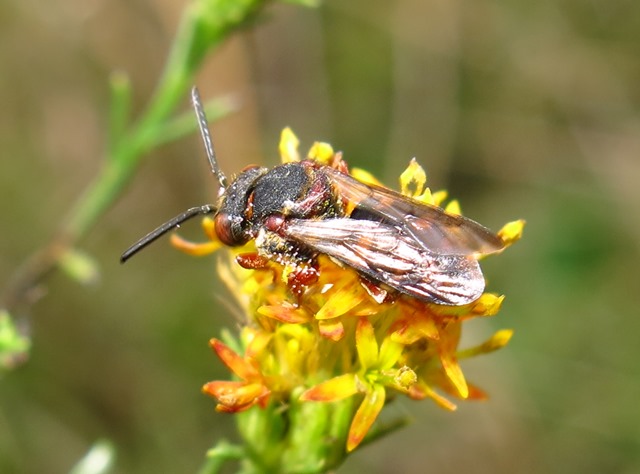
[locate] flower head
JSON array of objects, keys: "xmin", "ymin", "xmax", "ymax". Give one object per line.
[{"xmin": 173, "ymin": 129, "xmax": 524, "ymax": 461}]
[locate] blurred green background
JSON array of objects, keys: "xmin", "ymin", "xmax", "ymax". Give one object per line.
[{"xmin": 2, "ymin": 1, "xmax": 639, "ymax": 472}]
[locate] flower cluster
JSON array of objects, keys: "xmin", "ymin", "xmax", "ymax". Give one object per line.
[{"xmin": 172, "ymin": 129, "xmax": 523, "ymax": 464}]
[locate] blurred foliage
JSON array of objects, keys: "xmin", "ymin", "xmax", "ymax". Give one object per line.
[{"xmin": 1, "ymin": 0, "xmax": 639, "ymax": 473}]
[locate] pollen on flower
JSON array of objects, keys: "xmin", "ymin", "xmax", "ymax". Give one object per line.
[
  {"xmin": 172, "ymin": 127, "xmax": 522, "ymax": 455},
  {"xmin": 394, "ymin": 366, "xmax": 418, "ymax": 390}
]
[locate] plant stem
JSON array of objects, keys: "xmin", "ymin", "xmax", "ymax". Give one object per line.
[{"xmin": 1, "ymin": 0, "xmax": 269, "ymax": 314}]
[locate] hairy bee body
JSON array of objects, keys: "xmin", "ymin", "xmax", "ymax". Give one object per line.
[
  {"xmin": 209, "ymin": 159, "xmax": 503, "ymax": 305},
  {"xmin": 122, "ymin": 88, "xmax": 504, "ymax": 306}
]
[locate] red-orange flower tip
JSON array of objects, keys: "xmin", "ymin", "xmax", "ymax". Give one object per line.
[
  {"xmin": 203, "ymin": 381, "xmax": 270, "ymax": 413},
  {"xmin": 209, "ymin": 338, "xmax": 259, "ymax": 381}
]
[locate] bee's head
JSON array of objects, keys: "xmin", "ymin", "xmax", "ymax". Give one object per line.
[{"xmin": 215, "ymin": 166, "xmax": 268, "ymax": 246}]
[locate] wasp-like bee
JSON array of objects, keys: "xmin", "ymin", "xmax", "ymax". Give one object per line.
[{"xmin": 121, "ymin": 88, "xmax": 504, "ymax": 305}]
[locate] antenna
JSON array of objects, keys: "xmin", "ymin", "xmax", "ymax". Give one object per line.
[
  {"xmin": 120, "ymin": 204, "xmax": 216, "ymax": 263},
  {"xmin": 120, "ymin": 87, "xmax": 224, "ymax": 263},
  {"xmin": 191, "ymin": 86, "xmax": 228, "ymax": 190}
]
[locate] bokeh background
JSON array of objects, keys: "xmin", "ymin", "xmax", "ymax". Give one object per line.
[{"xmin": 2, "ymin": 1, "xmax": 639, "ymax": 472}]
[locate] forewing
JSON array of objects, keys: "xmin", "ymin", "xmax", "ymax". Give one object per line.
[
  {"xmin": 282, "ymin": 218, "xmax": 485, "ymax": 305},
  {"xmin": 324, "ymin": 167, "xmax": 504, "ymax": 256}
]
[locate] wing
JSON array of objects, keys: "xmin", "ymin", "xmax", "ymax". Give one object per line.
[
  {"xmin": 323, "ymin": 166, "xmax": 504, "ymax": 256},
  {"xmin": 281, "ymin": 218, "xmax": 485, "ymax": 305}
]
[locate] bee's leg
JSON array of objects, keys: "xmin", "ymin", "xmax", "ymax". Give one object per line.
[
  {"xmin": 236, "ymin": 253, "xmax": 270, "ymax": 269},
  {"xmin": 286, "ymin": 262, "xmax": 319, "ymax": 299}
]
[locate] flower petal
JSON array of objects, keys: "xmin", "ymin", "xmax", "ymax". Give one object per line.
[
  {"xmin": 409, "ymin": 384, "xmax": 458, "ymax": 411},
  {"xmin": 318, "ymin": 319, "xmax": 345, "ymax": 341},
  {"xmin": 307, "ymin": 141, "xmax": 334, "ymax": 164},
  {"xmin": 209, "ymin": 339, "xmax": 259, "ymax": 381},
  {"xmin": 300, "ymin": 373, "xmax": 359, "ymax": 402},
  {"xmin": 458, "ymin": 329, "xmax": 514, "ymax": 359},
  {"xmin": 431, "ymin": 190, "xmax": 448, "ymax": 207},
  {"xmin": 347, "ymin": 384, "xmax": 386, "ymax": 452},
  {"xmin": 399, "ymin": 158, "xmax": 426, "ymax": 198},
  {"xmin": 279, "ymin": 127, "xmax": 300, "ymax": 163},
  {"xmin": 243, "ymin": 329, "xmax": 272, "ymax": 359},
  {"xmin": 356, "ymin": 317, "xmax": 378, "ymax": 371},
  {"xmin": 469, "ymin": 293, "xmax": 504, "ymax": 317},
  {"xmin": 439, "ymin": 351, "xmax": 468, "ymax": 399},
  {"xmin": 467, "ymin": 383, "xmax": 489, "ymax": 401},
  {"xmin": 203, "ymin": 380, "xmax": 269, "ymax": 413},
  {"xmin": 390, "ymin": 315, "xmax": 439, "ymax": 345},
  {"xmin": 378, "ymin": 337, "xmax": 403, "ymax": 370},
  {"xmin": 201, "ymin": 216, "xmax": 218, "ymax": 241},
  {"xmin": 257, "ymin": 304, "xmax": 312, "ymax": 324},
  {"xmin": 170, "ymin": 234, "xmax": 222, "ymax": 256},
  {"xmin": 350, "ymin": 167, "xmax": 383, "ymax": 186},
  {"xmin": 444, "ymin": 199, "xmax": 461, "ymax": 216},
  {"xmin": 498, "ymin": 219, "xmax": 526, "ymax": 247},
  {"xmin": 315, "ymin": 282, "xmax": 367, "ymax": 320}
]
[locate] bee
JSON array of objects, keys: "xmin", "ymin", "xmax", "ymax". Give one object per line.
[{"xmin": 121, "ymin": 87, "xmax": 504, "ymax": 305}]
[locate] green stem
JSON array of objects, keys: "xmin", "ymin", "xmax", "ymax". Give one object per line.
[
  {"xmin": 1, "ymin": 0, "xmax": 269, "ymax": 313},
  {"xmin": 64, "ymin": 0, "xmax": 274, "ymax": 239}
]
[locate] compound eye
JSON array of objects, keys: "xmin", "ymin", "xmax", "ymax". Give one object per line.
[{"xmin": 214, "ymin": 212, "xmax": 249, "ymax": 246}]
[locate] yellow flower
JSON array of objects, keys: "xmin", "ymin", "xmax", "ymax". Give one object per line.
[{"xmin": 173, "ymin": 129, "xmax": 523, "ymax": 457}]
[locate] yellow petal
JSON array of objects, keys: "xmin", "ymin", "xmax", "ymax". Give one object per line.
[
  {"xmin": 399, "ymin": 158, "xmax": 426, "ymax": 197},
  {"xmin": 279, "ymin": 127, "xmax": 300, "ymax": 163},
  {"xmin": 489, "ymin": 329, "xmax": 514, "ymax": 349},
  {"xmin": 201, "ymin": 216, "xmax": 217, "ymax": 241},
  {"xmin": 356, "ymin": 317, "xmax": 378, "ymax": 370},
  {"xmin": 439, "ymin": 351, "xmax": 468, "ymax": 399},
  {"xmin": 300, "ymin": 373, "xmax": 359, "ymax": 402},
  {"xmin": 315, "ymin": 282, "xmax": 367, "ymax": 320},
  {"xmin": 458, "ymin": 329, "xmax": 514, "ymax": 359},
  {"xmin": 244, "ymin": 330, "xmax": 272, "ymax": 359},
  {"xmin": 307, "ymin": 141, "xmax": 334, "ymax": 164},
  {"xmin": 414, "ymin": 186, "xmax": 434, "ymax": 205},
  {"xmin": 470, "ymin": 293, "xmax": 505, "ymax": 317},
  {"xmin": 350, "ymin": 167, "xmax": 383, "ymax": 186},
  {"xmin": 378, "ymin": 337, "xmax": 403, "ymax": 370},
  {"xmin": 431, "ymin": 190, "xmax": 448, "ymax": 207},
  {"xmin": 409, "ymin": 384, "xmax": 458, "ymax": 411},
  {"xmin": 347, "ymin": 384, "xmax": 386, "ymax": 452},
  {"xmin": 498, "ymin": 219, "xmax": 526, "ymax": 246},
  {"xmin": 444, "ymin": 199, "xmax": 461, "ymax": 216}
]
